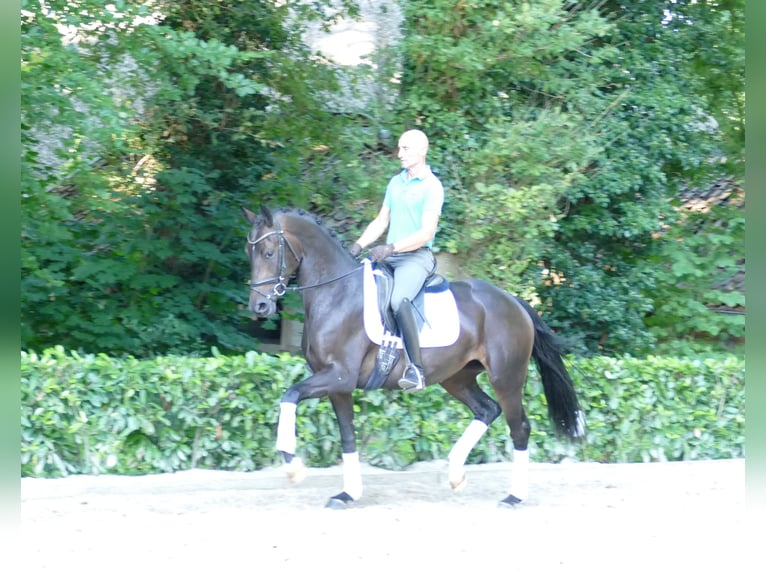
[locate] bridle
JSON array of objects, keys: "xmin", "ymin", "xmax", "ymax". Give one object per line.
[
  {"xmin": 247, "ymin": 217, "xmax": 302, "ymax": 302},
  {"xmin": 247, "ymin": 220, "xmax": 363, "ymax": 301}
]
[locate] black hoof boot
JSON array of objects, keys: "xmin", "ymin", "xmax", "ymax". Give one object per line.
[
  {"xmin": 325, "ymin": 491, "xmax": 354, "ymax": 510},
  {"xmin": 497, "ymin": 494, "xmax": 523, "ymax": 509}
]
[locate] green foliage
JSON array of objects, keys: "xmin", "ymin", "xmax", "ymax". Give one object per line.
[
  {"xmin": 533, "ymin": 251, "xmax": 657, "ymax": 355},
  {"xmin": 527, "ymin": 1, "xmax": 743, "ymax": 354},
  {"xmin": 21, "ymin": 347, "xmax": 308, "ymax": 476},
  {"xmin": 441, "ymin": 111, "xmax": 601, "ymax": 292},
  {"xmin": 389, "ymin": 0, "xmax": 744, "ymax": 355},
  {"xmin": 562, "ymin": 354, "xmax": 745, "ymax": 463},
  {"xmin": 20, "ymin": 0, "xmax": 745, "ymax": 360},
  {"xmin": 20, "ymin": 0, "xmax": 364, "ymax": 357},
  {"xmin": 21, "ymin": 348, "xmax": 744, "ymax": 477},
  {"xmin": 673, "ymin": 0, "xmax": 745, "ymax": 170},
  {"xmin": 390, "ymin": 0, "xmax": 616, "ymax": 299},
  {"xmin": 645, "ymin": 201, "xmax": 745, "ymax": 342}
]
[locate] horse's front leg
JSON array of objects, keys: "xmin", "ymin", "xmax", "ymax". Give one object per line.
[
  {"xmin": 275, "ymin": 371, "xmax": 342, "ymax": 485},
  {"xmin": 276, "ymin": 399, "xmax": 307, "ymax": 485},
  {"xmin": 325, "ymin": 391, "xmax": 361, "ymax": 509}
]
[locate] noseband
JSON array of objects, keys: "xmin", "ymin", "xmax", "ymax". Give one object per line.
[{"xmin": 247, "ymin": 218, "xmax": 301, "ymax": 301}]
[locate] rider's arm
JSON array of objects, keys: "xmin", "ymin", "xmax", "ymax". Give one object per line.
[
  {"xmin": 390, "ymin": 210, "xmax": 440, "ymax": 253},
  {"xmin": 355, "ymin": 205, "xmax": 391, "ymax": 249}
]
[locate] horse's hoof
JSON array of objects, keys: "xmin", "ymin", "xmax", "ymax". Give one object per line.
[
  {"xmin": 325, "ymin": 491, "xmax": 354, "ymax": 510},
  {"xmin": 449, "ymin": 473, "xmax": 467, "ymax": 492},
  {"xmin": 285, "ymin": 457, "xmax": 307, "ymax": 485},
  {"xmin": 497, "ymin": 494, "xmax": 523, "ymax": 509}
]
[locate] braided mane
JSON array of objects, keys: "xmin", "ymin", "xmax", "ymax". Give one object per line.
[{"xmin": 265, "ymin": 207, "xmax": 357, "ymax": 260}]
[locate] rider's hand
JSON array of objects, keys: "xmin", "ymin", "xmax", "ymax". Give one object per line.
[
  {"xmin": 369, "ymin": 243, "xmax": 396, "ymax": 262},
  {"xmin": 349, "ymin": 242, "xmax": 362, "ymax": 258}
]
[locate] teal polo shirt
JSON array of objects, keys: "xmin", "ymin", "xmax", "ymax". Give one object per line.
[{"xmin": 383, "ymin": 167, "xmax": 444, "ymax": 248}]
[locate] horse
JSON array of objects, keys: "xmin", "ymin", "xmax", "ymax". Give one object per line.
[{"xmin": 241, "ymin": 205, "xmax": 585, "ymax": 508}]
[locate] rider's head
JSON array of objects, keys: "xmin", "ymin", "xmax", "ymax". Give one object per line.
[{"xmin": 397, "ymin": 129, "xmax": 429, "ymax": 172}]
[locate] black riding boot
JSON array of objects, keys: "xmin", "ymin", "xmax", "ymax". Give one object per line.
[{"xmin": 395, "ymin": 299, "xmax": 426, "ymax": 391}]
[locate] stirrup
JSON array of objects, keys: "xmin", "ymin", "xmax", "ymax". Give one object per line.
[{"xmin": 398, "ymin": 364, "xmax": 425, "ymax": 392}]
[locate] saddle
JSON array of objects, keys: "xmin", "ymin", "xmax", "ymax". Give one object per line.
[
  {"xmin": 363, "ymin": 261, "xmax": 453, "ymax": 390},
  {"xmin": 372, "ymin": 261, "xmax": 451, "ymax": 334}
]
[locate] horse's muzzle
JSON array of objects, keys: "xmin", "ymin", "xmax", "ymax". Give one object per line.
[{"xmin": 249, "ymin": 296, "xmax": 277, "ymax": 318}]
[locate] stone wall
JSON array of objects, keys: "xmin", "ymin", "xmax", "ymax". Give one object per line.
[{"xmin": 301, "ymin": 0, "xmax": 403, "ymax": 114}]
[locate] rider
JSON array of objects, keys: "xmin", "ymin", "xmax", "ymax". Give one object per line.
[{"xmin": 350, "ymin": 129, "xmax": 444, "ymax": 391}]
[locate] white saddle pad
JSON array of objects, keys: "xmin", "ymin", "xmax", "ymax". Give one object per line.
[{"xmin": 362, "ymin": 259, "xmax": 460, "ymax": 348}]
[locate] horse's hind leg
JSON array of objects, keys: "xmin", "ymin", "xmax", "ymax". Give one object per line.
[
  {"xmin": 489, "ymin": 365, "xmax": 532, "ymax": 507},
  {"xmin": 441, "ymin": 369, "xmax": 503, "ymax": 491}
]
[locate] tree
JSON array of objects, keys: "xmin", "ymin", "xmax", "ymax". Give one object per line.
[
  {"xmin": 536, "ymin": 0, "xmax": 744, "ymax": 353},
  {"xmin": 21, "ymin": 0, "xmax": 744, "ymax": 358},
  {"xmin": 381, "ymin": 0, "xmax": 743, "ymax": 354},
  {"xmin": 21, "ymin": 0, "xmax": 361, "ymax": 356}
]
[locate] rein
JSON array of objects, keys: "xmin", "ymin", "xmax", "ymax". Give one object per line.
[
  {"xmin": 247, "ymin": 221, "xmax": 362, "ymax": 300},
  {"xmin": 284, "ymin": 265, "xmax": 363, "ymax": 293}
]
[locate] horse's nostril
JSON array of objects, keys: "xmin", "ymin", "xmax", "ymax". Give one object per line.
[{"xmin": 255, "ymin": 302, "xmax": 269, "ymax": 315}]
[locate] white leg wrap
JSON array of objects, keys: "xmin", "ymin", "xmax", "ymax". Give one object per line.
[
  {"xmin": 448, "ymin": 420, "xmax": 488, "ymax": 489},
  {"xmin": 575, "ymin": 409, "xmax": 587, "ymax": 438},
  {"xmin": 285, "ymin": 456, "xmax": 306, "ymax": 484},
  {"xmin": 276, "ymin": 402, "xmax": 297, "ymax": 454},
  {"xmin": 510, "ymin": 448, "xmax": 529, "ymax": 501},
  {"xmin": 342, "ymin": 452, "xmax": 363, "ymax": 500}
]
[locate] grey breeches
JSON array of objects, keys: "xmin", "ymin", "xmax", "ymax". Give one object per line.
[{"xmin": 386, "ymin": 248, "xmax": 437, "ymax": 313}]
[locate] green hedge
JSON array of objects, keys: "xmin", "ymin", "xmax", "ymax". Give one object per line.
[{"xmin": 21, "ymin": 347, "xmax": 744, "ymax": 477}]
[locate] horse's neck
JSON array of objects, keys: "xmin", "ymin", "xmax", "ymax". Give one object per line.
[
  {"xmin": 283, "ymin": 219, "xmax": 360, "ymax": 323},
  {"xmin": 301, "ymin": 270, "xmax": 363, "ymax": 324},
  {"xmin": 297, "ymin": 252, "xmax": 356, "ymax": 289},
  {"xmin": 290, "ymin": 221, "xmax": 355, "ymax": 289}
]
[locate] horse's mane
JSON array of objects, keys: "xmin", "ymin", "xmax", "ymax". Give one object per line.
[{"xmin": 265, "ymin": 207, "xmax": 357, "ymax": 260}]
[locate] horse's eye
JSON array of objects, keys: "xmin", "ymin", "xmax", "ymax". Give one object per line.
[{"xmin": 265, "ymin": 250, "xmax": 274, "ymax": 259}]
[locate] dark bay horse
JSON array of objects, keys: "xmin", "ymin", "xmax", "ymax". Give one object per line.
[{"xmin": 242, "ymin": 206, "xmax": 585, "ymax": 508}]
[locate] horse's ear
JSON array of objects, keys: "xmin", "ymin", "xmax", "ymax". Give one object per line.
[
  {"xmin": 260, "ymin": 205, "xmax": 274, "ymax": 227},
  {"xmin": 241, "ymin": 206, "xmax": 257, "ymax": 224}
]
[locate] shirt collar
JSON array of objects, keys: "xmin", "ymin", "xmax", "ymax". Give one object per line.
[{"xmin": 400, "ymin": 165, "xmax": 432, "ymax": 182}]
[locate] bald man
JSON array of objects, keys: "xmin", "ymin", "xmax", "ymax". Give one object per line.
[{"xmin": 350, "ymin": 129, "xmax": 445, "ymax": 391}]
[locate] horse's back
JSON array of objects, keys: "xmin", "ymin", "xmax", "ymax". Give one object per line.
[{"xmin": 450, "ymin": 278, "xmax": 535, "ymax": 337}]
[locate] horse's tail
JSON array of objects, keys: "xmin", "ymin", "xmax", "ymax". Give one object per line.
[{"xmin": 516, "ymin": 297, "xmax": 585, "ymax": 440}]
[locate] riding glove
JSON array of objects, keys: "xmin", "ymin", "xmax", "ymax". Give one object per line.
[{"xmin": 369, "ymin": 243, "xmax": 396, "ymax": 262}]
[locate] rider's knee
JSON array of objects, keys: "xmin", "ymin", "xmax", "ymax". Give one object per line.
[{"xmin": 391, "ymin": 297, "xmax": 411, "ymax": 315}]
